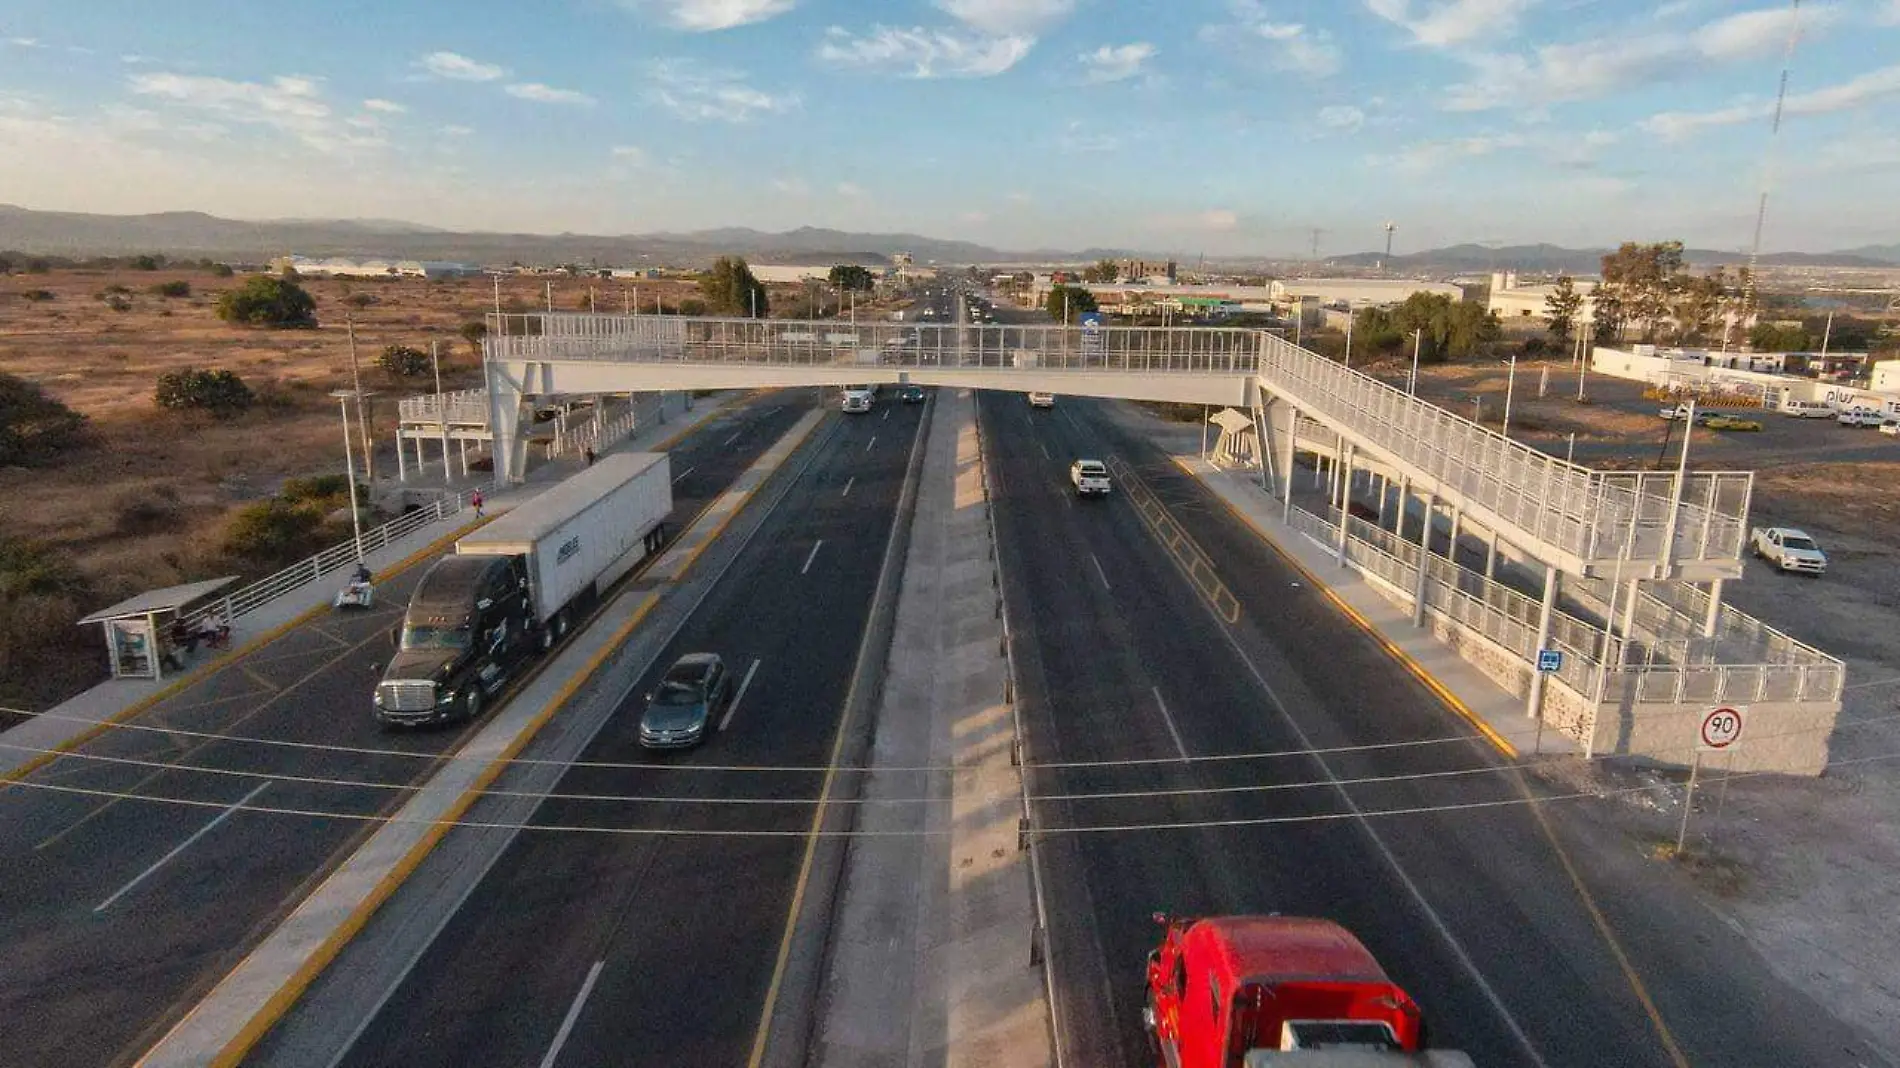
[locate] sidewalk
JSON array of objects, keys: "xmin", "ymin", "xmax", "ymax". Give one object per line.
[
  {"xmin": 1178, "ymin": 455, "xmax": 1576, "ymax": 759},
  {"xmin": 812, "ymin": 388, "xmax": 1051, "ymax": 1068},
  {"xmin": 1, "ymin": 390, "xmax": 731, "ymax": 782}
]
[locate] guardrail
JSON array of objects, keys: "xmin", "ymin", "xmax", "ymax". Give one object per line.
[
  {"xmin": 203, "ymin": 489, "xmax": 483, "ymax": 629},
  {"xmin": 1289, "ymin": 503, "xmax": 1843, "ymax": 711},
  {"xmin": 397, "ymin": 388, "xmax": 489, "ymax": 427},
  {"xmin": 1258, "ymin": 331, "xmax": 1753, "ymax": 569},
  {"xmin": 974, "ymin": 397, "xmax": 1064, "ymax": 1066}
]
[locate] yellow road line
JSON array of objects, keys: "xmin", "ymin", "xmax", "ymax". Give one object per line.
[
  {"xmin": 1171, "ymin": 457, "xmax": 1519, "ymax": 758},
  {"xmin": 1180, "ymin": 458, "xmax": 1694, "ymax": 1063}
]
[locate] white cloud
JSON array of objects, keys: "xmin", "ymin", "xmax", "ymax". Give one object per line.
[
  {"xmin": 772, "ymin": 176, "xmax": 809, "ymax": 195},
  {"xmin": 1642, "ymin": 62, "xmax": 1900, "ymax": 139},
  {"xmin": 1694, "ymin": 4, "xmax": 1837, "ymax": 61},
  {"xmin": 817, "ymin": 25, "xmax": 1033, "ymax": 78},
  {"xmin": 1370, "ymin": 131, "xmax": 1527, "ymax": 171},
  {"xmin": 363, "ymin": 98, "xmax": 406, "ymax": 114},
  {"xmin": 935, "ymin": 0, "xmax": 1075, "ymax": 35},
  {"xmin": 441, "ymin": 124, "xmax": 474, "ymax": 137},
  {"xmin": 960, "ymin": 209, "xmax": 989, "ymax": 223},
  {"xmin": 621, "ymin": 0, "xmax": 797, "ymax": 31},
  {"xmin": 1205, "ymin": 2, "xmax": 1341, "ymax": 78},
  {"xmin": 1079, "ymin": 42, "xmax": 1155, "ymax": 83},
  {"xmin": 1442, "ymin": 3, "xmax": 1848, "ymax": 111},
  {"xmin": 1363, "ymin": 0, "xmax": 1537, "ymax": 48},
  {"xmin": 1006, "ymin": 190, "xmax": 1031, "ymax": 203},
  {"xmin": 419, "ymin": 51, "xmax": 506, "ymax": 82},
  {"xmin": 646, "ymin": 59, "xmax": 799, "ymax": 122},
  {"xmin": 837, "ymin": 181, "xmax": 866, "ymax": 197},
  {"xmin": 506, "ymin": 82, "xmax": 596, "ymax": 105},
  {"xmin": 1196, "ymin": 209, "xmax": 1239, "ymax": 232},
  {"xmin": 1317, "ymin": 105, "xmax": 1365, "ymax": 132},
  {"xmin": 1880, "ymin": 0, "xmax": 1900, "ymax": 26},
  {"xmin": 127, "ymin": 71, "xmax": 388, "ymax": 153},
  {"xmin": 6, "ymin": 36, "xmax": 43, "ymax": 48},
  {"xmin": 1058, "ymin": 120, "xmax": 1119, "ymax": 153},
  {"xmin": 610, "ymin": 145, "xmax": 647, "ymax": 162}
]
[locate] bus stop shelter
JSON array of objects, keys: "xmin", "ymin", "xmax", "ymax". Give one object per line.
[{"xmin": 76, "ymin": 577, "xmax": 239, "ymax": 681}]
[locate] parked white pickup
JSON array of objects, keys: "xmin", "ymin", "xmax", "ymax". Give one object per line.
[{"xmin": 1750, "ymin": 526, "xmax": 1827, "ymax": 575}]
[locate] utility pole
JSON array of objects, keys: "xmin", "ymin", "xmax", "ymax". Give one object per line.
[
  {"xmin": 346, "ymin": 317, "xmax": 374, "ymax": 486},
  {"xmin": 1343, "ymin": 314, "xmax": 1354, "ymax": 370},
  {"xmin": 432, "ymin": 340, "xmax": 450, "ymax": 487},
  {"xmin": 1408, "ymin": 329, "xmax": 1422, "ymax": 395},
  {"xmin": 1503, "ymin": 350, "xmax": 1518, "ymax": 437},
  {"xmin": 545, "ymin": 279, "xmax": 553, "ymax": 312}
]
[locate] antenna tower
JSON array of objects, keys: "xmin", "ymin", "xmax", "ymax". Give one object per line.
[{"xmin": 1744, "ymin": 0, "xmax": 1803, "ymax": 325}]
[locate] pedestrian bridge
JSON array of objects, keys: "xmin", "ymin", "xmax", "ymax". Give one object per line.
[{"xmin": 481, "ymin": 312, "xmax": 1751, "ymax": 582}]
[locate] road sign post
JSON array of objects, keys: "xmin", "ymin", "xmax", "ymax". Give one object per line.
[{"xmin": 1678, "ymin": 706, "xmax": 1746, "ymax": 856}]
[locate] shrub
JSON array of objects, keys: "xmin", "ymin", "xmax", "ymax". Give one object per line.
[
  {"xmin": 221, "ymin": 499, "xmax": 327, "ymax": 565},
  {"xmin": 152, "ymin": 280, "xmax": 192, "ymax": 298},
  {"xmin": 378, "ymin": 345, "xmax": 430, "ymax": 377},
  {"xmin": 155, "ymin": 368, "xmax": 254, "ymax": 416},
  {"xmin": 281, "ymin": 474, "xmax": 357, "ymax": 507},
  {"xmin": 0, "ymin": 536, "xmax": 91, "ymax": 683},
  {"xmin": 114, "ymin": 485, "xmax": 183, "ymax": 535},
  {"xmin": 216, "ymin": 276, "xmax": 317, "ymax": 327},
  {"xmin": 459, "ymin": 319, "xmax": 488, "ymax": 356},
  {"xmin": 0, "ymin": 373, "xmax": 88, "ymax": 465},
  {"xmin": 22, "ymin": 289, "xmax": 55, "ymax": 302},
  {"xmin": 130, "ymin": 254, "xmax": 165, "ymax": 271},
  {"xmin": 346, "ymin": 293, "xmax": 376, "ymax": 308},
  {"xmin": 209, "ymin": 263, "xmax": 235, "ymax": 278}
]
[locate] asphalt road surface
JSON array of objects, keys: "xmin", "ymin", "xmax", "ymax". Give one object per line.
[
  {"xmin": 983, "ymin": 391, "xmax": 1881, "ymax": 1068},
  {"xmin": 0, "ymin": 392, "xmax": 808, "ymax": 1068},
  {"xmin": 330, "ymin": 394, "xmax": 925, "ymax": 1068}
]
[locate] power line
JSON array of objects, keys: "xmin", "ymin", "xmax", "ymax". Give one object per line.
[
  {"xmin": 5, "ymin": 712, "xmax": 1893, "ymax": 812},
  {"xmin": 8, "ymin": 747, "xmax": 1900, "ymax": 838}
]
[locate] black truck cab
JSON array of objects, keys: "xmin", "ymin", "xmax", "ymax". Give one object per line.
[{"xmin": 375, "ymin": 555, "xmax": 534, "ymax": 726}]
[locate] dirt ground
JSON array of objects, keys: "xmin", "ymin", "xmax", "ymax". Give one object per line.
[
  {"xmin": 1349, "ymin": 354, "xmax": 1900, "ymax": 1058},
  {"xmin": 0, "ymin": 268, "xmax": 900, "ymax": 711}
]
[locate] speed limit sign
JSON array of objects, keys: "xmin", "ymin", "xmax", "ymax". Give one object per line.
[{"xmin": 1699, "ymin": 706, "xmax": 1746, "ymax": 751}]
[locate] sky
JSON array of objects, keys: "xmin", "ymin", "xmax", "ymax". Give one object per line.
[{"xmin": 1, "ymin": 0, "xmax": 1898, "ymax": 257}]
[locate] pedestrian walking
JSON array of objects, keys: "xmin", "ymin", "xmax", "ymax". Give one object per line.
[
  {"xmin": 471, "ymin": 488, "xmax": 485, "ymax": 518},
  {"xmin": 584, "ymin": 446, "xmax": 596, "ymax": 466}
]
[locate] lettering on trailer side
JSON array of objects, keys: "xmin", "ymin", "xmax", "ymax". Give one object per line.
[{"xmin": 556, "ymin": 534, "xmax": 582, "ymax": 566}]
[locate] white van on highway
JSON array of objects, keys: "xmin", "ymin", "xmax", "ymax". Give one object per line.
[{"xmin": 841, "ymin": 389, "xmax": 873, "ymax": 414}]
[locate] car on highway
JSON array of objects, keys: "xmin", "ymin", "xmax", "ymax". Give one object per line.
[
  {"xmin": 1072, "ymin": 459, "xmax": 1111, "ymax": 497},
  {"xmin": 1028, "ymin": 391, "xmax": 1056, "ymax": 408},
  {"xmin": 899, "ymin": 384, "xmax": 925, "ymax": 403},
  {"xmin": 639, "ymin": 652, "xmax": 732, "ymax": 749}
]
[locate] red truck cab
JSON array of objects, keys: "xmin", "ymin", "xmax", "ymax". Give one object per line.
[{"xmin": 1143, "ymin": 914, "xmax": 1432, "ymax": 1067}]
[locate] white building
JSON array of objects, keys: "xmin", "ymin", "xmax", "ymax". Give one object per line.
[
  {"xmin": 1591, "ymin": 345, "xmax": 1892, "ymax": 414},
  {"xmin": 750, "ymin": 264, "xmax": 836, "ymax": 284},
  {"xmin": 1270, "ymin": 278, "xmax": 1464, "ymax": 308},
  {"xmin": 273, "ymin": 256, "xmax": 481, "ymax": 280},
  {"xmin": 1486, "ymin": 271, "xmax": 1598, "ymax": 324}
]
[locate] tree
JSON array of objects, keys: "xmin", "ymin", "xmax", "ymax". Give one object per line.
[
  {"xmin": 155, "ymin": 368, "xmax": 254, "ymax": 416},
  {"xmin": 0, "ymin": 373, "xmax": 88, "ymax": 466},
  {"xmin": 209, "ymin": 262, "xmax": 235, "ymax": 278},
  {"xmin": 1383, "ymin": 292, "xmax": 1502, "ymax": 362},
  {"xmin": 699, "ymin": 256, "xmax": 768, "ymax": 317},
  {"xmin": 378, "ymin": 345, "xmax": 430, "ymax": 377},
  {"xmin": 1081, "ymin": 258, "xmax": 1120, "ymax": 283},
  {"xmin": 130, "ymin": 254, "xmax": 165, "ymax": 271},
  {"xmin": 1596, "ymin": 241, "xmax": 1689, "ymax": 341},
  {"xmin": 828, "ymin": 264, "xmax": 876, "ymax": 291},
  {"xmin": 1672, "ymin": 268, "xmax": 1730, "ymax": 344},
  {"xmin": 216, "ymin": 275, "xmax": 317, "ymax": 327},
  {"xmin": 1750, "ymin": 322, "xmax": 1812, "ymax": 351},
  {"xmin": 151, "ymin": 280, "xmax": 191, "ymax": 298},
  {"xmin": 1544, "ymin": 275, "xmax": 1583, "ymax": 345},
  {"xmin": 460, "ymin": 319, "xmax": 489, "ymax": 357},
  {"xmin": 1044, "ymin": 284, "xmax": 1098, "ymax": 320}
]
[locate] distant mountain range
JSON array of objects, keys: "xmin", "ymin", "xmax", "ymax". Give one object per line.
[{"xmin": 0, "ymin": 205, "xmax": 1893, "ymax": 270}]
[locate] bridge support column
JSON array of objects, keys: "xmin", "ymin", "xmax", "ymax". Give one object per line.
[
  {"xmin": 1485, "ymin": 530, "xmax": 1499, "ymax": 580},
  {"xmin": 1394, "ymin": 475, "xmax": 1411, "ymax": 542},
  {"xmin": 1527, "ymin": 565, "xmax": 1561, "ymax": 719},
  {"xmin": 1412, "ymin": 491, "xmax": 1436, "ymax": 626},
  {"xmin": 1448, "ymin": 505, "xmax": 1463, "ymax": 566},
  {"xmin": 1282, "ymin": 406, "xmax": 1298, "ymax": 524},
  {"xmin": 1335, "ymin": 444, "xmax": 1355, "ymax": 568},
  {"xmin": 1702, "ymin": 578, "xmax": 1724, "ymax": 638},
  {"xmin": 484, "ymin": 361, "xmax": 528, "ymax": 484},
  {"xmin": 395, "ymin": 430, "xmax": 408, "ymax": 482}
]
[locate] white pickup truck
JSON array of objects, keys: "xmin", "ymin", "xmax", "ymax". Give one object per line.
[
  {"xmin": 1071, "ymin": 459, "xmax": 1111, "ymax": 497},
  {"xmin": 1750, "ymin": 526, "xmax": 1827, "ymax": 575}
]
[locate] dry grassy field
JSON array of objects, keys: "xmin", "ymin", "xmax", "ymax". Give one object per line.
[{"xmin": 0, "ymin": 267, "xmax": 840, "ymax": 710}]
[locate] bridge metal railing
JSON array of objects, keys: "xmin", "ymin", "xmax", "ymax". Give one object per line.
[
  {"xmin": 397, "ymin": 388, "xmax": 490, "ymax": 427},
  {"xmin": 1257, "ymin": 332, "xmax": 1752, "ymax": 569}
]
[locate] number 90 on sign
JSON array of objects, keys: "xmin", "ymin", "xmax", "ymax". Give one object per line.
[{"xmin": 1699, "ymin": 706, "xmax": 1745, "ymax": 751}]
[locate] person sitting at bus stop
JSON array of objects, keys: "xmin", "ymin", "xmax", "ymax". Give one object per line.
[{"xmin": 196, "ymin": 611, "xmax": 231, "ymax": 649}]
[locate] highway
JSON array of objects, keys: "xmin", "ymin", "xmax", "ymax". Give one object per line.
[
  {"xmin": 0, "ymin": 392, "xmax": 809, "ymax": 1068},
  {"xmin": 325, "ymin": 394, "xmax": 925, "ymax": 1068},
  {"xmin": 982, "ymin": 390, "xmax": 1873, "ymax": 1067}
]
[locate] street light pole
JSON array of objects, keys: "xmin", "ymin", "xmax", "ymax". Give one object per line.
[
  {"xmin": 1502, "ymin": 350, "xmax": 1518, "ymax": 437},
  {"xmin": 332, "ymin": 391, "xmax": 365, "ymax": 561},
  {"xmin": 1343, "ymin": 315, "xmax": 1353, "ymax": 371},
  {"xmin": 432, "ymin": 341, "xmax": 450, "ymax": 488},
  {"xmin": 1408, "ymin": 329, "xmax": 1423, "ymax": 395}
]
